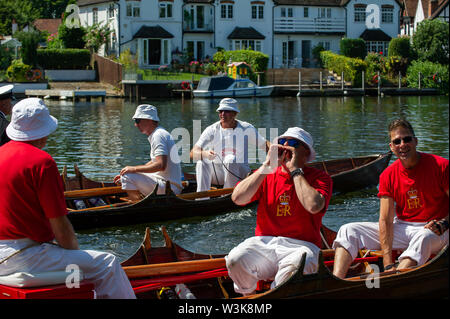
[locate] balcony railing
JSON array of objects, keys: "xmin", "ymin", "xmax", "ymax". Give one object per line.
[
  {"xmin": 274, "ymin": 18, "xmax": 345, "ymax": 33},
  {"xmin": 183, "ymin": 21, "xmax": 213, "ymax": 32}
]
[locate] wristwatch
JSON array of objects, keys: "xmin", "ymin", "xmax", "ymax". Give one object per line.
[{"xmin": 290, "ymin": 168, "xmax": 304, "ymax": 178}]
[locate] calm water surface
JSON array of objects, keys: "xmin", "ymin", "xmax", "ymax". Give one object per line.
[{"xmin": 43, "ymin": 95, "xmax": 449, "ymax": 261}]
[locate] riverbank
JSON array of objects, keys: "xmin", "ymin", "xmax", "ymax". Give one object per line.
[{"xmin": 20, "ymin": 80, "xmax": 441, "ymax": 100}]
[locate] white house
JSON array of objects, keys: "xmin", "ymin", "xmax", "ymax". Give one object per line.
[
  {"xmin": 272, "ymin": 0, "xmax": 345, "ymax": 68},
  {"xmin": 342, "ymin": 0, "xmax": 402, "ymax": 56},
  {"xmin": 400, "ymin": 0, "xmax": 449, "ymax": 36},
  {"xmin": 77, "ymin": 0, "xmax": 403, "ymax": 69}
]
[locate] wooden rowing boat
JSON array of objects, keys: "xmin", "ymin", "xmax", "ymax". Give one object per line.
[
  {"xmin": 122, "ymin": 226, "xmax": 448, "ymax": 299},
  {"xmin": 62, "ymin": 152, "xmax": 392, "ymax": 230}
]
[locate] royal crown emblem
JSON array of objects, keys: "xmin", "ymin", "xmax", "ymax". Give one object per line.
[
  {"xmin": 279, "ymin": 192, "xmax": 290, "ymax": 206},
  {"xmin": 407, "ymin": 189, "xmax": 418, "ymax": 199}
]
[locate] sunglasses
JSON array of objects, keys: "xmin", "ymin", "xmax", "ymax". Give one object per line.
[
  {"xmin": 278, "ymin": 138, "xmax": 301, "ymax": 148},
  {"xmin": 134, "ymin": 119, "xmax": 141, "ymax": 124},
  {"xmin": 391, "ymin": 136, "xmax": 414, "ymax": 145}
]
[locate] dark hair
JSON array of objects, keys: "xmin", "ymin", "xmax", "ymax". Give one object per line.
[{"xmin": 388, "ymin": 118, "xmax": 415, "ymax": 138}]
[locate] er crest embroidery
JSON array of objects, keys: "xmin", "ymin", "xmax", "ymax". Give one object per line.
[
  {"xmin": 407, "ymin": 188, "xmax": 422, "ymax": 209},
  {"xmin": 277, "ymin": 192, "xmax": 291, "ymax": 216}
]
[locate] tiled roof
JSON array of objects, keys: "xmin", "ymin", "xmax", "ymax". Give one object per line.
[
  {"xmin": 227, "ymin": 27, "xmax": 265, "ymax": 39},
  {"xmin": 359, "ymin": 28, "xmax": 392, "ymax": 41},
  {"xmin": 429, "ymin": 0, "xmax": 449, "ymax": 18},
  {"xmin": 33, "ymin": 19, "xmax": 62, "ymax": 35},
  {"xmin": 133, "ymin": 25, "xmax": 174, "ymax": 38}
]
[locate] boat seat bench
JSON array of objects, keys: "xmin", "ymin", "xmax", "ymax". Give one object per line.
[{"xmin": 0, "ymin": 281, "xmax": 95, "ymax": 299}]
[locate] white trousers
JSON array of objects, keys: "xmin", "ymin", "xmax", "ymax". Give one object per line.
[
  {"xmin": 225, "ymin": 236, "xmax": 320, "ymax": 295},
  {"xmin": 195, "ymin": 155, "xmax": 250, "ymax": 192},
  {"xmin": 0, "ymin": 239, "xmax": 135, "ymax": 299},
  {"xmin": 332, "ymin": 218, "xmax": 449, "ymax": 266},
  {"xmin": 120, "ymin": 172, "xmax": 181, "ymax": 196}
]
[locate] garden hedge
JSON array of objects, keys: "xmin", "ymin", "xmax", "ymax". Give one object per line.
[
  {"xmin": 320, "ymin": 51, "xmax": 367, "ymax": 87},
  {"xmin": 36, "ymin": 49, "xmax": 91, "ymax": 69}
]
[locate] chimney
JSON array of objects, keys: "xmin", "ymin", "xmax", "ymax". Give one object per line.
[
  {"xmin": 429, "ymin": 0, "xmax": 439, "ymax": 17},
  {"xmin": 12, "ymin": 19, "xmax": 17, "ymax": 35}
]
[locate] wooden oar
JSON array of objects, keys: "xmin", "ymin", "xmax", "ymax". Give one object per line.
[
  {"xmin": 123, "ymin": 258, "xmax": 226, "ymax": 279},
  {"xmin": 177, "ymin": 187, "xmax": 234, "ymax": 200},
  {"xmin": 64, "ymin": 186, "xmax": 124, "ymax": 199},
  {"xmin": 64, "ymin": 186, "xmax": 234, "ymax": 201}
]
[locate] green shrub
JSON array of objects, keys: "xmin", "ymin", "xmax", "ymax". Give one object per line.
[
  {"xmin": 213, "ymin": 49, "xmax": 269, "ymax": 84},
  {"xmin": 385, "ymin": 55, "xmax": 409, "ymax": 77},
  {"xmin": 14, "ymin": 30, "xmax": 42, "ymax": 67},
  {"xmin": 321, "ymin": 51, "xmax": 367, "ymax": 87},
  {"xmin": 0, "ymin": 45, "xmax": 14, "ymax": 70},
  {"xmin": 58, "ymin": 23, "xmax": 86, "ymax": 49},
  {"xmin": 388, "ymin": 36, "xmax": 413, "ymax": 60},
  {"xmin": 406, "ymin": 60, "xmax": 449, "ymax": 94},
  {"xmin": 340, "ymin": 38, "xmax": 366, "ymax": 59},
  {"xmin": 5, "ymin": 59, "xmax": 32, "ymax": 82},
  {"xmin": 312, "ymin": 44, "xmax": 325, "ymax": 68},
  {"xmin": 36, "ymin": 49, "xmax": 91, "ymax": 69}
]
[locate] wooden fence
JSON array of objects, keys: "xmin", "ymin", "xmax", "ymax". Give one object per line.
[
  {"xmin": 94, "ymin": 54, "xmax": 122, "ymax": 88},
  {"xmin": 266, "ymin": 68, "xmax": 327, "ymax": 85}
]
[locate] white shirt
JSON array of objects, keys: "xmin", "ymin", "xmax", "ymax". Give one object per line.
[
  {"xmin": 148, "ymin": 126, "xmax": 182, "ymax": 186},
  {"xmin": 195, "ymin": 120, "xmax": 267, "ymax": 167}
]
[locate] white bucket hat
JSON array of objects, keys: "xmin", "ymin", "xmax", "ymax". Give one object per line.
[
  {"xmin": 132, "ymin": 104, "xmax": 160, "ymax": 122},
  {"xmin": 6, "ymin": 98, "xmax": 58, "ymax": 141},
  {"xmin": 216, "ymin": 98, "xmax": 240, "ymax": 113},
  {"xmin": 278, "ymin": 127, "xmax": 316, "ymax": 162}
]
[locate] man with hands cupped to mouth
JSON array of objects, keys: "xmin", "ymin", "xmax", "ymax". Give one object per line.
[{"xmin": 225, "ymin": 127, "xmax": 333, "ymax": 296}]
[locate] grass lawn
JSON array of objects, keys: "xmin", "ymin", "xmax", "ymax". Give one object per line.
[{"xmin": 140, "ymin": 70, "xmax": 206, "ymax": 81}]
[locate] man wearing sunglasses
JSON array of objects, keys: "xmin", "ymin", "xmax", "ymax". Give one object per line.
[
  {"xmin": 225, "ymin": 127, "xmax": 332, "ymax": 295},
  {"xmin": 190, "ymin": 98, "xmax": 269, "ymax": 193},
  {"xmin": 114, "ymin": 104, "xmax": 182, "ymax": 200},
  {"xmin": 333, "ymin": 118, "xmax": 448, "ymax": 278}
]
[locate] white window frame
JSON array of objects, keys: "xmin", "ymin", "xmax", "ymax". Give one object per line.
[
  {"xmin": 126, "ymin": 1, "xmax": 140, "ymax": 18},
  {"xmin": 251, "ymin": 5, "xmax": 264, "ymax": 19},
  {"xmin": 282, "ymin": 7, "xmax": 293, "ymax": 18},
  {"xmin": 221, "ymin": 4, "xmax": 233, "ymax": 19},
  {"xmin": 159, "ymin": 2, "xmax": 173, "ymax": 18},
  {"xmin": 318, "ymin": 41, "xmax": 330, "ymax": 50},
  {"xmin": 382, "ymin": 7, "xmax": 394, "ymax": 23},
  {"xmin": 231, "ymin": 39, "xmax": 262, "ymax": 51},
  {"xmin": 354, "ymin": 6, "xmax": 366, "ymax": 22},
  {"xmin": 108, "ymin": 4, "xmax": 115, "ymax": 19},
  {"xmin": 318, "ymin": 8, "xmax": 331, "ymax": 18},
  {"xmin": 93, "ymin": 8, "xmax": 98, "ymax": 25}
]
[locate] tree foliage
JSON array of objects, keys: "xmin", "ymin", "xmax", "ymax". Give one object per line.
[{"xmin": 412, "ymin": 19, "xmax": 449, "ymax": 65}]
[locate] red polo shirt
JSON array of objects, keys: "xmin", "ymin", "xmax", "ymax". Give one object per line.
[{"xmin": 250, "ymin": 166, "xmax": 332, "ymax": 247}]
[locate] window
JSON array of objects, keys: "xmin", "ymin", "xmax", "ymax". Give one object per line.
[
  {"xmin": 382, "ymin": 6, "xmax": 393, "ymax": 23},
  {"xmin": 159, "ymin": 2, "xmax": 173, "ymax": 18},
  {"xmin": 366, "ymin": 41, "xmax": 388, "ymax": 55},
  {"xmin": 354, "ymin": 5, "xmax": 366, "ymax": 22},
  {"xmin": 318, "ymin": 8, "xmax": 331, "ymax": 18},
  {"xmin": 251, "ymin": 5, "xmax": 264, "ymax": 19},
  {"xmin": 93, "ymin": 8, "xmax": 98, "ymax": 24},
  {"xmin": 126, "ymin": 1, "xmax": 140, "ymax": 17},
  {"xmin": 231, "ymin": 40, "xmax": 262, "ymax": 51},
  {"xmin": 221, "ymin": 4, "xmax": 233, "ymax": 19},
  {"xmin": 108, "ymin": 4, "xmax": 115, "ymax": 19},
  {"xmin": 304, "ymin": 7, "xmax": 308, "ymax": 18}
]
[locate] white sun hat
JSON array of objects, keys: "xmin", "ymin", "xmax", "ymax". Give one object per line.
[
  {"xmin": 216, "ymin": 98, "xmax": 240, "ymax": 113},
  {"xmin": 278, "ymin": 127, "xmax": 316, "ymax": 162},
  {"xmin": 6, "ymin": 98, "xmax": 58, "ymax": 141},
  {"xmin": 132, "ymin": 104, "xmax": 160, "ymax": 122}
]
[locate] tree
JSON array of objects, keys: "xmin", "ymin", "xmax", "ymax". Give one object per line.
[
  {"xmin": 0, "ymin": 0, "xmax": 40, "ymax": 35},
  {"xmin": 412, "ymin": 19, "xmax": 449, "ymax": 65},
  {"xmin": 14, "ymin": 29, "xmax": 42, "ymax": 67},
  {"xmin": 58, "ymin": 20, "xmax": 86, "ymax": 49},
  {"xmin": 29, "ymin": 0, "xmax": 76, "ymax": 19}
]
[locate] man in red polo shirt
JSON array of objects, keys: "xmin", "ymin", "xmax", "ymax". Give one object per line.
[
  {"xmin": 0, "ymin": 98, "xmax": 135, "ymax": 298},
  {"xmin": 226, "ymin": 127, "xmax": 332, "ymax": 295},
  {"xmin": 332, "ymin": 119, "xmax": 448, "ymax": 278}
]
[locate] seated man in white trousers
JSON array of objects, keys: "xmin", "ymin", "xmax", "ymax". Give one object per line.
[
  {"xmin": 0, "ymin": 98, "xmax": 135, "ymax": 299},
  {"xmin": 114, "ymin": 104, "xmax": 182, "ymax": 200},
  {"xmin": 190, "ymin": 98, "xmax": 269, "ymax": 192},
  {"xmin": 332, "ymin": 119, "xmax": 449, "ymax": 278}
]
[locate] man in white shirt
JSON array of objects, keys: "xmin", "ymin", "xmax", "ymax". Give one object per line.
[
  {"xmin": 190, "ymin": 98, "xmax": 269, "ymax": 192},
  {"xmin": 114, "ymin": 104, "xmax": 182, "ymax": 200}
]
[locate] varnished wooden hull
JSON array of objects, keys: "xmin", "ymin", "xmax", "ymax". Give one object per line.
[{"xmin": 63, "ymin": 153, "xmax": 391, "ymax": 230}]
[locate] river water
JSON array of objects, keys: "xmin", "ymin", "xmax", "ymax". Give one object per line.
[{"xmin": 42, "ymin": 95, "xmax": 449, "ymax": 261}]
